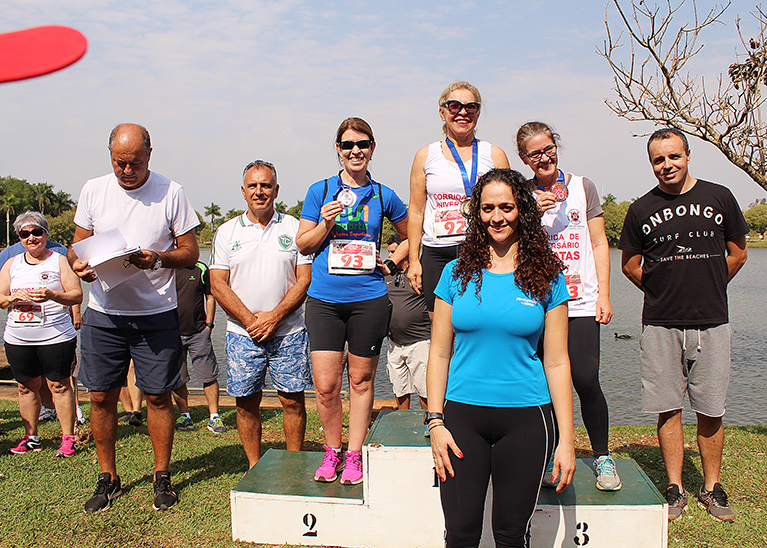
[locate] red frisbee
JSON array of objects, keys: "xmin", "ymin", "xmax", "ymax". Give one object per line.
[{"xmin": 0, "ymin": 25, "xmax": 87, "ymax": 83}]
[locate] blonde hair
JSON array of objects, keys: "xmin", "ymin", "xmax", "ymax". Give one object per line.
[{"xmin": 438, "ymin": 81, "xmax": 482, "ymax": 135}]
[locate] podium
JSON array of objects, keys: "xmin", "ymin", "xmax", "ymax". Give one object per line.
[{"xmin": 231, "ymin": 410, "xmax": 667, "ymax": 547}]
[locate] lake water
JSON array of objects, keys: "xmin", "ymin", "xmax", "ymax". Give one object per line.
[{"xmin": 5, "ymin": 248, "xmax": 765, "ymax": 425}]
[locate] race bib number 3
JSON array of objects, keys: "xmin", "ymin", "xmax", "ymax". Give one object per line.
[
  {"xmin": 328, "ymin": 240, "xmax": 376, "ymax": 275},
  {"xmin": 10, "ymin": 303, "xmax": 44, "ymax": 325},
  {"xmin": 433, "ymin": 207, "xmax": 466, "ymax": 239},
  {"xmin": 565, "ymin": 271, "xmax": 584, "ymax": 301}
]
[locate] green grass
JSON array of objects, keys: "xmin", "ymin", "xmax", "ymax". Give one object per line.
[{"xmin": 0, "ymin": 401, "xmax": 765, "ymax": 548}]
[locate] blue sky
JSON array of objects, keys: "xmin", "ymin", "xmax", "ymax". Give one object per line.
[{"xmin": 2, "ymin": 0, "xmax": 766, "ymax": 216}]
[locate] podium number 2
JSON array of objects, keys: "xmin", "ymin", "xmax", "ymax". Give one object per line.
[{"xmin": 303, "ymin": 513, "xmax": 317, "ymax": 537}]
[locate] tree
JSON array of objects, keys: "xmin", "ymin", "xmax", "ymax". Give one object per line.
[
  {"xmin": 47, "ymin": 209, "xmax": 76, "ymax": 246},
  {"xmin": 744, "ymin": 202, "xmax": 767, "ymax": 234},
  {"xmin": 204, "ymin": 202, "xmax": 221, "ymax": 228},
  {"xmin": 602, "ymin": 194, "xmax": 633, "ymax": 246},
  {"xmin": 286, "ymin": 200, "xmax": 304, "ymax": 220},
  {"xmin": 600, "ymin": 1, "xmax": 767, "ymax": 191},
  {"xmin": 0, "ymin": 194, "xmax": 16, "ymax": 246},
  {"xmin": 32, "ymin": 182, "xmax": 55, "ymax": 214}
]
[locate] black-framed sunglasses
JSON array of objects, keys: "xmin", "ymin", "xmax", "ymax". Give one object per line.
[
  {"xmin": 338, "ymin": 139, "xmax": 373, "ymax": 150},
  {"xmin": 525, "ymin": 144, "xmax": 557, "ymax": 162},
  {"xmin": 19, "ymin": 227, "xmax": 45, "ymax": 239},
  {"xmin": 441, "ymin": 100, "xmax": 481, "ymax": 115}
]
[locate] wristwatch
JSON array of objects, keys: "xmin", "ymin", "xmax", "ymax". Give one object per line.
[
  {"xmin": 206, "ymin": 322, "xmax": 214, "ymax": 329},
  {"xmin": 423, "ymin": 412, "xmax": 444, "ymax": 425},
  {"xmin": 151, "ymin": 255, "xmax": 163, "ymax": 270},
  {"xmin": 384, "ymin": 258, "xmax": 398, "ymax": 274}
]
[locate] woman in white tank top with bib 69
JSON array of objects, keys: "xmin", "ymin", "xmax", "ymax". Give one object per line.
[
  {"xmin": 407, "ymin": 80, "xmax": 510, "ymax": 315},
  {"xmin": 0, "ymin": 211, "xmax": 82, "ymax": 458}
]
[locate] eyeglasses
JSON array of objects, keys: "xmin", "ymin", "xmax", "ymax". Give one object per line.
[
  {"xmin": 525, "ymin": 144, "xmax": 557, "ymax": 162},
  {"xmin": 441, "ymin": 100, "xmax": 481, "ymax": 115},
  {"xmin": 19, "ymin": 227, "xmax": 45, "ymax": 239},
  {"xmin": 338, "ymin": 139, "xmax": 372, "ymax": 150}
]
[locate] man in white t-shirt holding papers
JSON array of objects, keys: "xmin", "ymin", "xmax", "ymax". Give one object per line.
[
  {"xmin": 210, "ymin": 160, "xmax": 312, "ymax": 469},
  {"xmin": 68, "ymin": 123, "xmax": 199, "ymax": 513}
]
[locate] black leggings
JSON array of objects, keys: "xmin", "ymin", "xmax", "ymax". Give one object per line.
[
  {"xmin": 537, "ymin": 317, "xmax": 609, "ymax": 456},
  {"xmin": 440, "ymin": 401, "xmax": 555, "ymax": 548},
  {"xmin": 568, "ymin": 317, "xmax": 609, "ymax": 456},
  {"xmin": 421, "ymin": 245, "xmax": 460, "ymax": 312}
]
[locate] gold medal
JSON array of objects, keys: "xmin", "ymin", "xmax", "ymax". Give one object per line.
[{"xmin": 460, "ymin": 198, "xmax": 471, "ymax": 218}]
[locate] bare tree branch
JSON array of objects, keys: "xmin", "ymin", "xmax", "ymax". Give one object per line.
[{"xmin": 598, "ymin": 0, "xmax": 767, "ymax": 191}]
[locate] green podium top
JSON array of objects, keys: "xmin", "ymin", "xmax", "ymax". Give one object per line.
[{"xmin": 233, "ymin": 450, "xmax": 363, "ymax": 501}]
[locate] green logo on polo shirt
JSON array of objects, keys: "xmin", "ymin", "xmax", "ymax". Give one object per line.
[
  {"xmin": 232, "ymin": 241, "xmax": 241, "ymax": 252},
  {"xmin": 279, "ymin": 234, "xmax": 292, "ymax": 249}
]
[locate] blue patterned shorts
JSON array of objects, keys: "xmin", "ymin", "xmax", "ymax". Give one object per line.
[{"xmin": 225, "ymin": 329, "xmax": 312, "ymax": 397}]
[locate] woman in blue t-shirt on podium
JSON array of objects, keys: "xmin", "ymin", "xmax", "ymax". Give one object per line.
[
  {"xmin": 297, "ymin": 118, "xmax": 409, "ymax": 486},
  {"xmin": 426, "ymin": 168, "xmax": 575, "ymax": 548}
]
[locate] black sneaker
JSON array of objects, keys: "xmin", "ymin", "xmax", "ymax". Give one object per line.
[
  {"xmin": 84, "ymin": 472, "xmax": 122, "ymax": 513},
  {"xmin": 664, "ymin": 484, "xmax": 688, "ymax": 521},
  {"xmin": 128, "ymin": 411, "xmax": 143, "ymax": 427},
  {"xmin": 697, "ymin": 483, "xmax": 736, "ymax": 522},
  {"xmin": 152, "ymin": 471, "xmax": 177, "ymax": 511}
]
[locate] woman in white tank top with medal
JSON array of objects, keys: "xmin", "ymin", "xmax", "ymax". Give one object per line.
[
  {"xmin": 407, "ymin": 80, "xmax": 510, "ymax": 316},
  {"xmin": 0, "ymin": 211, "xmax": 82, "ymax": 457},
  {"xmin": 516, "ymin": 122, "xmax": 621, "ymax": 492}
]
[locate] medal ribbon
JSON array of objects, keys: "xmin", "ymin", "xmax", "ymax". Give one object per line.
[
  {"xmin": 446, "ymin": 138, "xmax": 479, "ymax": 197},
  {"xmin": 535, "ymin": 169, "xmax": 564, "ymax": 192}
]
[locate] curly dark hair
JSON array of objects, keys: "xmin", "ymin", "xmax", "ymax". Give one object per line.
[{"xmin": 453, "ymin": 168, "xmax": 564, "ymax": 301}]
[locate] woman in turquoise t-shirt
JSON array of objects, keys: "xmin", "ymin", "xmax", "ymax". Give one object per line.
[{"xmin": 426, "ymin": 169, "xmax": 575, "ymax": 548}]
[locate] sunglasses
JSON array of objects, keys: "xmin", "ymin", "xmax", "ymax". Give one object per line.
[
  {"xmin": 338, "ymin": 139, "xmax": 372, "ymax": 150},
  {"xmin": 19, "ymin": 227, "xmax": 45, "ymax": 239},
  {"xmin": 441, "ymin": 100, "xmax": 481, "ymax": 115}
]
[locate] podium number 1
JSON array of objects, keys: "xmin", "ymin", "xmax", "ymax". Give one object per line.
[{"xmin": 303, "ymin": 513, "xmax": 317, "ymax": 537}]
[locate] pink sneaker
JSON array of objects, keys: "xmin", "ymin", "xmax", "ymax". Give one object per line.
[
  {"xmin": 314, "ymin": 445, "xmax": 344, "ymax": 482},
  {"xmin": 56, "ymin": 435, "xmax": 76, "ymax": 457},
  {"xmin": 9, "ymin": 435, "xmax": 42, "ymax": 454},
  {"xmin": 340, "ymin": 450, "xmax": 363, "ymax": 485}
]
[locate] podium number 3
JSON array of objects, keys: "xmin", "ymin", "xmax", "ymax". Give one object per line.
[
  {"xmin": 303, "ymin": 513, "xmax": 318, "ymax": 537},
  {"xmin": 574, "ymin": 522, "xmax": 589, "ymax": 545}
]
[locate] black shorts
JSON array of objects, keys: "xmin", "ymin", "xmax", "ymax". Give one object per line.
[
  {"xmin": 78, "ymin": 308, "xmax": 183, "ymax": 394},
  {"xmin": 5, "ymin": 338, "xmax": 77, "ymax": 383},
  {"xmin": 421, "ymin": 244, "xmax": 460, "ymax": 312},
  {"xmin": 305, "ymin": 295, "xmax": 392, "ymax": 357}
]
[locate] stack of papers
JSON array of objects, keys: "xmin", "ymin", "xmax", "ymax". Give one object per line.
[{"xmin": 71, "ymin": 228, "xmax": 141, "ymax": 291}]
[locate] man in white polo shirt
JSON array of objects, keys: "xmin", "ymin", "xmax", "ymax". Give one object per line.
[{"xmin": 210, "ymin": 160, "xmax": 312, "ymax": 468}]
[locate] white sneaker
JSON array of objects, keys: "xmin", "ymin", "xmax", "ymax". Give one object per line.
[
  {"xmin": 38, "ymin": 406, "xmax": 57, "ymax": 422},
  {"xmin": 76, "ymin": 405, "xmax": 86, "ymax": 424}
]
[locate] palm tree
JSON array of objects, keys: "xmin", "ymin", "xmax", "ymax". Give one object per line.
[
  {"xmin": 0, "ymin": 194, "xmax": 17, "ymax": 246},
  {"xmin": 32, "ymin": 182, "xmax": 55, "ymax": 214},
  {"xmin": 204, "ymin": 202, "xmax": 221, "ymax": 229}
]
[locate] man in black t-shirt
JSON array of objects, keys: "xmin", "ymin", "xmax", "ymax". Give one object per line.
[
  {"xmin": 384, "ymin": 238, "xmax": 430, "ymax": 410},
  {"xmin": 172, "ymin": 262, "xmax": 225, "ymax": 434},
  {"xmin": 619, "ymin": 128, "xmax": 748, "ymax": 523}
]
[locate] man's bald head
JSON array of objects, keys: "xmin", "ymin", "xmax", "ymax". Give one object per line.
[
  {"xmin": 108, "ymin": 123, "xmax": 153, "ymax": 190},
  {"xmin": 109, "ymin": 123, "xmax": 152, "ymax": 156}
]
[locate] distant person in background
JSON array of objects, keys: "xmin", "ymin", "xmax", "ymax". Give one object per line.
[
  {"xmin": 407, "ymin": 80, "xmax": 510, "ymax": 316},
  {"xmin": 619, "ymin": 127, "xmax": 748, "ymax": 522},
  {"xmin": 384, "ymin": 235, "xmax": 429, "ymax": 411},
  {"xmin": 517, "ymin": 121, "xmax": 620, "ymax": 491},
  {"xmin": 0, "ymin": 211, "xmax": 82, "ymax": 457},
  {"xmin": 172, "ymin": 261, "xmax": 225, "ymax": 434},
  {"xmin": 117, "ymin": 361, "xmax": 143, "ymax": 427},
  {"xmin": 297, "ymin": 118, "xmax": 409, "ymax": 485},
  {"xmin": 211, "ymin": 160, "xmax": 312, "ymax": 469}
]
